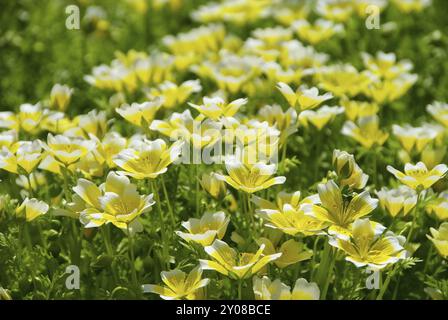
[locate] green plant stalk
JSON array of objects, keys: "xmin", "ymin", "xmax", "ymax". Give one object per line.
[
  {"xmin": 376, "ymin": 265, "xmax": 396, "ymax": 300},
  {"xmin": 150, "ymin": 180, "xmax": 169, "ymax": 270},
  {"xmin": 127, "ymin": 225, "xmax": 139, "ymax": 295},
  {"xmin": 100, "ymin": 226, "xmax": 119, "ymax": 284},
  {"xmin": 160, "ymin": 176, "xmax": 176, "ymax": 226}
]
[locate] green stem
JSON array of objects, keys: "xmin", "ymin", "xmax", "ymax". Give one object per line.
[
  {"xmin": 127, "ymin": 225, "xmax": 139, "ymax": 292},
  {"xmin": 376, "ymin": 266, "xmax": 395, "ymax": 300},
  {"xmin": 160, "ymin": 176, "xmax": 176, "ymax": 226},
  {"xmin": 100, "ymin": 226, "xmax": 119, "ymax": 284},
  {"xmin": 238, "ymin": 279, "xmax": 243, "ymax": 300},
  {"xmin": 150, "ymin": 180, "xmax": 169, "ymax": 270}
]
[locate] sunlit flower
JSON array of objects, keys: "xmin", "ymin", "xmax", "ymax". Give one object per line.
[
  {"xmin": 298, "ymin": 105, "xmax": 343, "ymax": 130},
  {"xmin": 292, "ymin": 19, "xmax": 343, "ymax": 45},
  {"xmin": 387, "ymin": 162, "xmax": 448, "ymax": 190},
  {"xmin": 341, "ymin": 98, "xmax": 379, "ymax": 121},
  {"xmin": 329, "ymin": 218, "xmax": 407, "ymax": 269},
  {"xmin": 427, "ymin": 222, "xmax": 448, "ymax": 258},
  {"xmin": 176, "ymin": 211, "xmax": 230, "ymax": 246},
  {"xmin": 93, "ymin": 131, "xmax": 128, "ymax": 168},
  {"xmin": 257, "ymin": 104, "xmax": 298, "ymax": 145},
  {"xmin": 16, "ymin": 172, "xmax": 46, "ymax": 192},
  {"xmin": 113, "ymin": 139, "xmax": 183, "ymax": 179},
  {"xmin": 18, "ymin": 103, "xmax": 45, "ymax": 134},
  {"xmin": 148, "ymin": 80, "xmax": 202, "ymax": 109},
  {"xmin": 0, "ymin": 141, "xmax": 43, "ymax": 174},
  {"xmin": 41, "ymin": 134, "xmax": 95, "ymax": 168},
  {"xmin": 116, "ymin": 98, "xmax": 163, "ymax": 127},
  {"xmin": 189, "ymin": 97, "xmax": 247, "ymax": 121},
  {"xmin": 392, "ymin": 124, "xmax": 441, "ymax": 155},
  {"xmin": 365, "ymin": 74, "xmax": 418, "ymax": 104},
  {"xmin": 142, "ymin": 266, "xmax": 209, "ymax": 300},
  {"xmin": 361, "ymin": 51, "xmax": 413, "ymax": 80},
  {"xmin": 67, "ymin": 109, "xmax": 108, "ymax": 139},
  {"xmin": 277, "ymin": 82, "xmax": 333, "ymax": 111},
  {"xmin": 427, "ymin": 101, "xmax": 448, "ymax": 127},
  {"xmin": 0, "ymin": 112, "xmax": 18, "ymax": 131},
  {"xmin": 16, "ymin": 197, "xmax": 49, "ymax": 222},
  {"xmin": 73, "ymin": 171, "xmax": 155, "ymax": 229},
  {"xmin": 316, "ymin": 0, "xmax": 354, "ymax": 22},
  {"xmin": 332, "ymin": 149, "xmax": 369, "ymax": 189},
  {"xmin": 0, "ymin": 130, "xmax": 18, "ymax": 148},
  {"xmin": 253, "ymin": 191, "xmax": 327, "ymax": 236},
  {"xmin": 306, "ymin": 180, "xmax": 378, "ymax": 237},
  {"xmin": 392, "ymin": 0, "xmax": 432, "ymax": 13},
  {"xmin": 214, "ymin": 157, "xmax": 286, "ymax": 194},
  {"xmin": 342, "ymin": 115, "xmax": 389, "ymax": 149},
  {"xmin": 376, "ymin": 186, "xmax": 417, "ymax": 218},
  {"xmin": 253, "ymin": 276, "xmax": 320, "ymax": 300},
  {"xmin": 426, "ymin": 191, "xmax": 448, "ymax": 220},
  {"xmin": 200, "ymin": 172, "xmax": 227, "ymax": 200},
  {"xmin": 199, "ymin": 239, "xmax": 282, "ymax": 279},
  {"xmin": 50, "ymin": 84, "xmax": 73, "ymax": 111},
  {"xmin": 256, "ymin": 237, "xmax": 312, "ymax": 268}
]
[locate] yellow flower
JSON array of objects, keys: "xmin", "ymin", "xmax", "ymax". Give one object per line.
[
  {"xmin": 329, "ymin": 218, "xmax": 407, "ymax": 269},
  {"xmin": 253, "ymin": 276, "xmax": 320, "ymax": 300},
  {"xmin": 387, "ymin": 162, "xmax": 448, "ymax": 190},
  {"xmin": 148, "ymin": 80, "xmax": 202, "ymax": 109},
  {"xmin": 332, "ymin": 149, "xmax": 369, "ymax": 189},
  {"xmin": 361, "ymin": 51, "xmax": 413, "ymax": 80},
  {"xmin": 42, "ymin": 134, "xmax": 96, "ymax": 167},
  {"xmin": 427, "ymin": 222, "xmax": 448, "ymax": 258},
  {"xmin": 40, "ymin": 111, "xmax": 75, "ymax": 134},
  {"xmin": 18, "ymin": 103, "xmax": 45, "ymax": 134},
  {"xmin": 176, "ymin": 211, "xmax": 230, "ymax": 246},
  {"xmin": 342, "ymin": 115, "xmax": 389, "ymax": 149},
  {"xmin": 277, "ymin": 82, "xmax": 333, "ymax": 111},
  {"xmin": 113, "ymin": 139, "xmax": 183, "ymax": 179},
  {"xmin": 253, "ymin": 191, "xmax": 327, "ymax": 236},
  {"xmin": 16, "ymin": 197, "xmax": 49, "ymax": 222},
  {"xmin": 292, "ymin": 19, "xmax": 343, "ymax": 45},
  {"xmin": 253, "ymin": 276, "xmax": 291, "ymax": 300},
  {"xmin": 73, "ymin": 171, "xmax": 155, "ymax": 229},
  {"xmin": 427, "ymin": 102, "xmax": 448, "ymax": 127},
  {"xmin": 316, "ymin": 0, "xmax": 354, "ymax": 22},
  {"xmin": 0, "ymin": 112, "xmax": 18, "ymax": 131},
  {"xmin": 116, "ymin": 99, "xmax": 162, "ymax": 127},
  {"xmin": 420, "ymin": 145, "xmax": 447, "ymax": 170},
  {"xmin": 376, "ymin": 186, "xmax": 417, "ymax": 218},
  {"xmin": 392, "ymin": 124, "xmax": 441, "ymax": 155},
  {"xmin": 0, "ymin": 130, "xmax": 17, "ymax": 148},
  {"xmin": 200, "ymin": 172, "xmax": 227, "ymax": 200},
  {"xmin": 189, "ymin": 96, "xmax": 247, "ymax": 121},
  {"xmin": 426, "ymin": 192, "xmax": 448, "ymax": 220},
  {"xmin": 365, "ymin": 74, "xmax": 418, "ymax": 104},
  {"xmin": 341, "ymin": 98, "xmax": 379, "ymax": 121},
  {"xmin": 307, "ymin": 180, "xmax": 378, "ymax": 237},
  {"xmin": 142, "ymin": 266, "xmax": 210, "ymax": 300},
  {"xmin": 50, "ymin": 84, "xmax": 73, "ymax": 111},
  {"xmin": 93, "ymin": 131, "xmax": 128, "ymax": 168},
  {"xmin": 392, "ymin": 0, "xmax": 431, "ymax": 13},
  {"xmin": 214, "ymin": 157, "xmax": 286, "ymax": 194},
  {"xmin": 256, "ymin": 237, "xmax": 312, "ymax": 268},
  {"xmin": 68, "ymin": 109, "xmax": 108, "ymax": 139},
  {"xmin": 298, "ymin": 105, "xmax": 343, "ymax": 130},
  {"xmin": 0, "ymin": 287, "xmax": 12, "ymax": 300},
  {"xmin": 199, "ymin": 240, "xmax": 281, "ymax": 279},
  {"xmin": 257, "ymin": 104, "xmax": 298, "ymax": 145},
  {"xmin": 0, "ymin": 141, "xmax": 43, "ymax": 174}
]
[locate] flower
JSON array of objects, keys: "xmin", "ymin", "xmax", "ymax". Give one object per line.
[
  {"xmin": 307, "ymin": 180, "xmax": 378, "ymax": 236},
  {"xmin": 427, "ymin": 101, "xmax": 448, "ymax": 127},
  {"xmin": 256, "ymin": 237, "xmax": 312, "ymax": 268},
  {"xmin": 387, "ymin": 162, "xmax": 448, "ymax": 190},
  {"xmin": 68, "ymin": 109, "xmax": 108, "ymax": 139},
  {"xmin": 50, "ymin": 84, "xmax": 73, "ymax": 111},
  {"xmin": 292, "ymin": 19, "xmax": 343, "ymax": 45},
  {"xmin": 214, "ymin": 157, "xmax": 286, "ymax": 194},
  {"xmin": 392, "ymin": 0, "xmax": 432, "ymax": 13},
  {"xmin": 116, "ymin": 98, "xmax": 163, "ymax": 127},
  {"xmin": 277, "ymin": 82, "xmax": 333, "ymax": 111},
  {"xmin": 253, "ymin": 276, "xmax": 320, "ymax": 300},
  {"xmin": 361, "ymin": 51, "xmax": 413, "ymax": 80},
  {"xmin": 199, "ymin": 240, "xmax": 282, "ymax": 279},
  {"xmin": 16, "ymin": 197, "xmax": 49, "ymax": 222},
  {"xmin": 189, "ymin": 96, "xmax": 247, "ymax": 121},
  {"xmin": 0, "ymin": 141, "xmax": 43, "ymax": 174},
  {"xmin": 392, "ymin": 124, "xmax": 441, "ymax": 154},
  {"xmin": 427, "ymin": 222, "xmax": 448, "ymax": 258},
  {"xmin": 257, "ymin": 104, "xmax": 298, "ymax": 145},
  {"xmin": 376, "ymin": 186, "xmax": 417, "ymax": 218},
  {"xmin": 148, "ymin": 80, "xmax": 202, "ymax": 109},
  {"xmin": 113, "ymin": 139, "xmax": 183, "ymax": 179},
  {"xmin": 18, "ymin": 103, "xmax": 45, "ymax": 134},
  {"xmin": 332, "ymin": 149, "xmax": 369, "ymax": 189},
  {"xmin": 42, "ymin": 134, "xmax": 96, "ymax": 167},
  {"xmin": 426, "ymin": 191, "xmax": 448, "ymax": 220},
  {"xmin": 176, "ymin": 211, "xmax": 230, "ymax": 246},
  {"xmin": 329, "ymin": 218, "xmax": 407, "ymax": 269},
  {"xmin": 73, "ymin": 171, "xmax": 155, "ymax": 229},
  {"xmin": 340, "ymin": 98, "xmax": 379, "ymax": 121},
  {"xmin": 142, "ymin": 266, "xmax": 209, "ymax": 300},
  {"xmin": 200, "ymin": 172, "xmax": 227, "ymax": 200},
  {"xmin": 342, "ymin": 116, "xmax": 389, "ymax": 149},
  {"xmin": 253, "ymin": 191, "xmax": 327, "ymax": 236},
  {"xmin": 298, "ymin": 105, "xmax": 344, "ymax": 130}
]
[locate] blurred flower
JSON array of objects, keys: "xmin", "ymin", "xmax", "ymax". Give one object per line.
[
  {"xmin": 298, "ymin": 105, "xmax": 343, "ymax": 130},
  {"xmin": 50, "ymin": 84, "xmax": 73, "ymax": 111},
  {"xmin": 116, "ymin": 99, "xmax": 163, "ymax": 127},
  {"xmin": 199, "ymin": 239, "xmax": 282, "ymax": 279},
  {"xmin": 361, "ymin": 51, "xmax": 413, "ymax": 80},
  {"xmin": 392, "ymin": 124, "xmax": 441, "ymax": 155},
  {"xmin": 342, "ymin": 115, "xmax": 389, "ymax": 149},
  {"xmin": 148, "ymin": 80, "xmax": 201, "ymax": 109},
  {"xmin": 73, "ymin": 171, "xmax": 154, "ymax": 229},
  {"xmin": 41, "ymin": 134, "xmax": 95, "ymax": 168},
  {"xmin": 376, "ymin": 186, "xmax": 417, "ymax": 218},
  {"xmin": 0, "ymin": 112, "xmax": 18, "ymax": 131},
  {"xmin": 0, "ymin": 141, "xmax": 43, "ymax": 174},
  {"xmin": 142, "ymin": 266, "xmax": 209, "ymax": 300},
  {"xmin": 332, "ymin": 149, "xmax": 369, "ymax": 189},
  {"xmin": 292, "ymin": 19, "xmax": 343, "ymax": 45},
  {"xmin": 253, "ymin": 276, "xmax": 320, "ymax": 300},
  {"xmin": 214, "ymin": 157, "xmax": 286, "ymax": 193},
  {"xmin": 176, "ymin": 211, "xmax": 230, "ymax": 246},
  {"xmin": 392, "ymin": 0, "xmax": 432, "ymax": 13},
  {"xmin": 257, "ymin": 104, "xmax": 298, "ymax": 145},
  {"xmin": 316, "ymin": 0, "xmax": 354, "ymax": 22},
  {"xmin": 340, "ymin": 98, "xmax": 379, "ymax": 121},
  {"xmin": 329, "ymin": 218, "xmax": 407, "ymax": 269},
  {"xmin": 16, "ymin": 172, "xmax": 46, "ymax": 192},
  {"xmin": 18, "ymin": 103, "xmax": 45, "ymax": 134},
  {"xmin": 387, "ymin": 162, "xmax": 448, "ymax": 190},
  {"xmin": 426, "ymin": 192, "xmax": 448, "ymax": 220},
  {"xmin": 277, "ymin": 82, "xmax": 333, "ymax": 111},
  {"xmin": 200, "ymin": 172, "xmax": 227, "ymax": 200},
  {"xmin": 189, "ymin": 97, "xmax": 247, "ymax": 121},
  {"xmin": 427, "ymin": 101, "xmax": 448, "ymax": 127},
  {"xmin": 113, "ymin": 139, "xmax": 183, "ymax": 179},
  {"xmin": 427, "ymin": 222, "xmax": 448, "ymax": 258},
  {"xmin": 0, "ymin": 130, "xmax": 18, "ymax": 148},
  {"xmin": 16, "ymin": 197, "xmax": 49, "ymax": 222}
]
